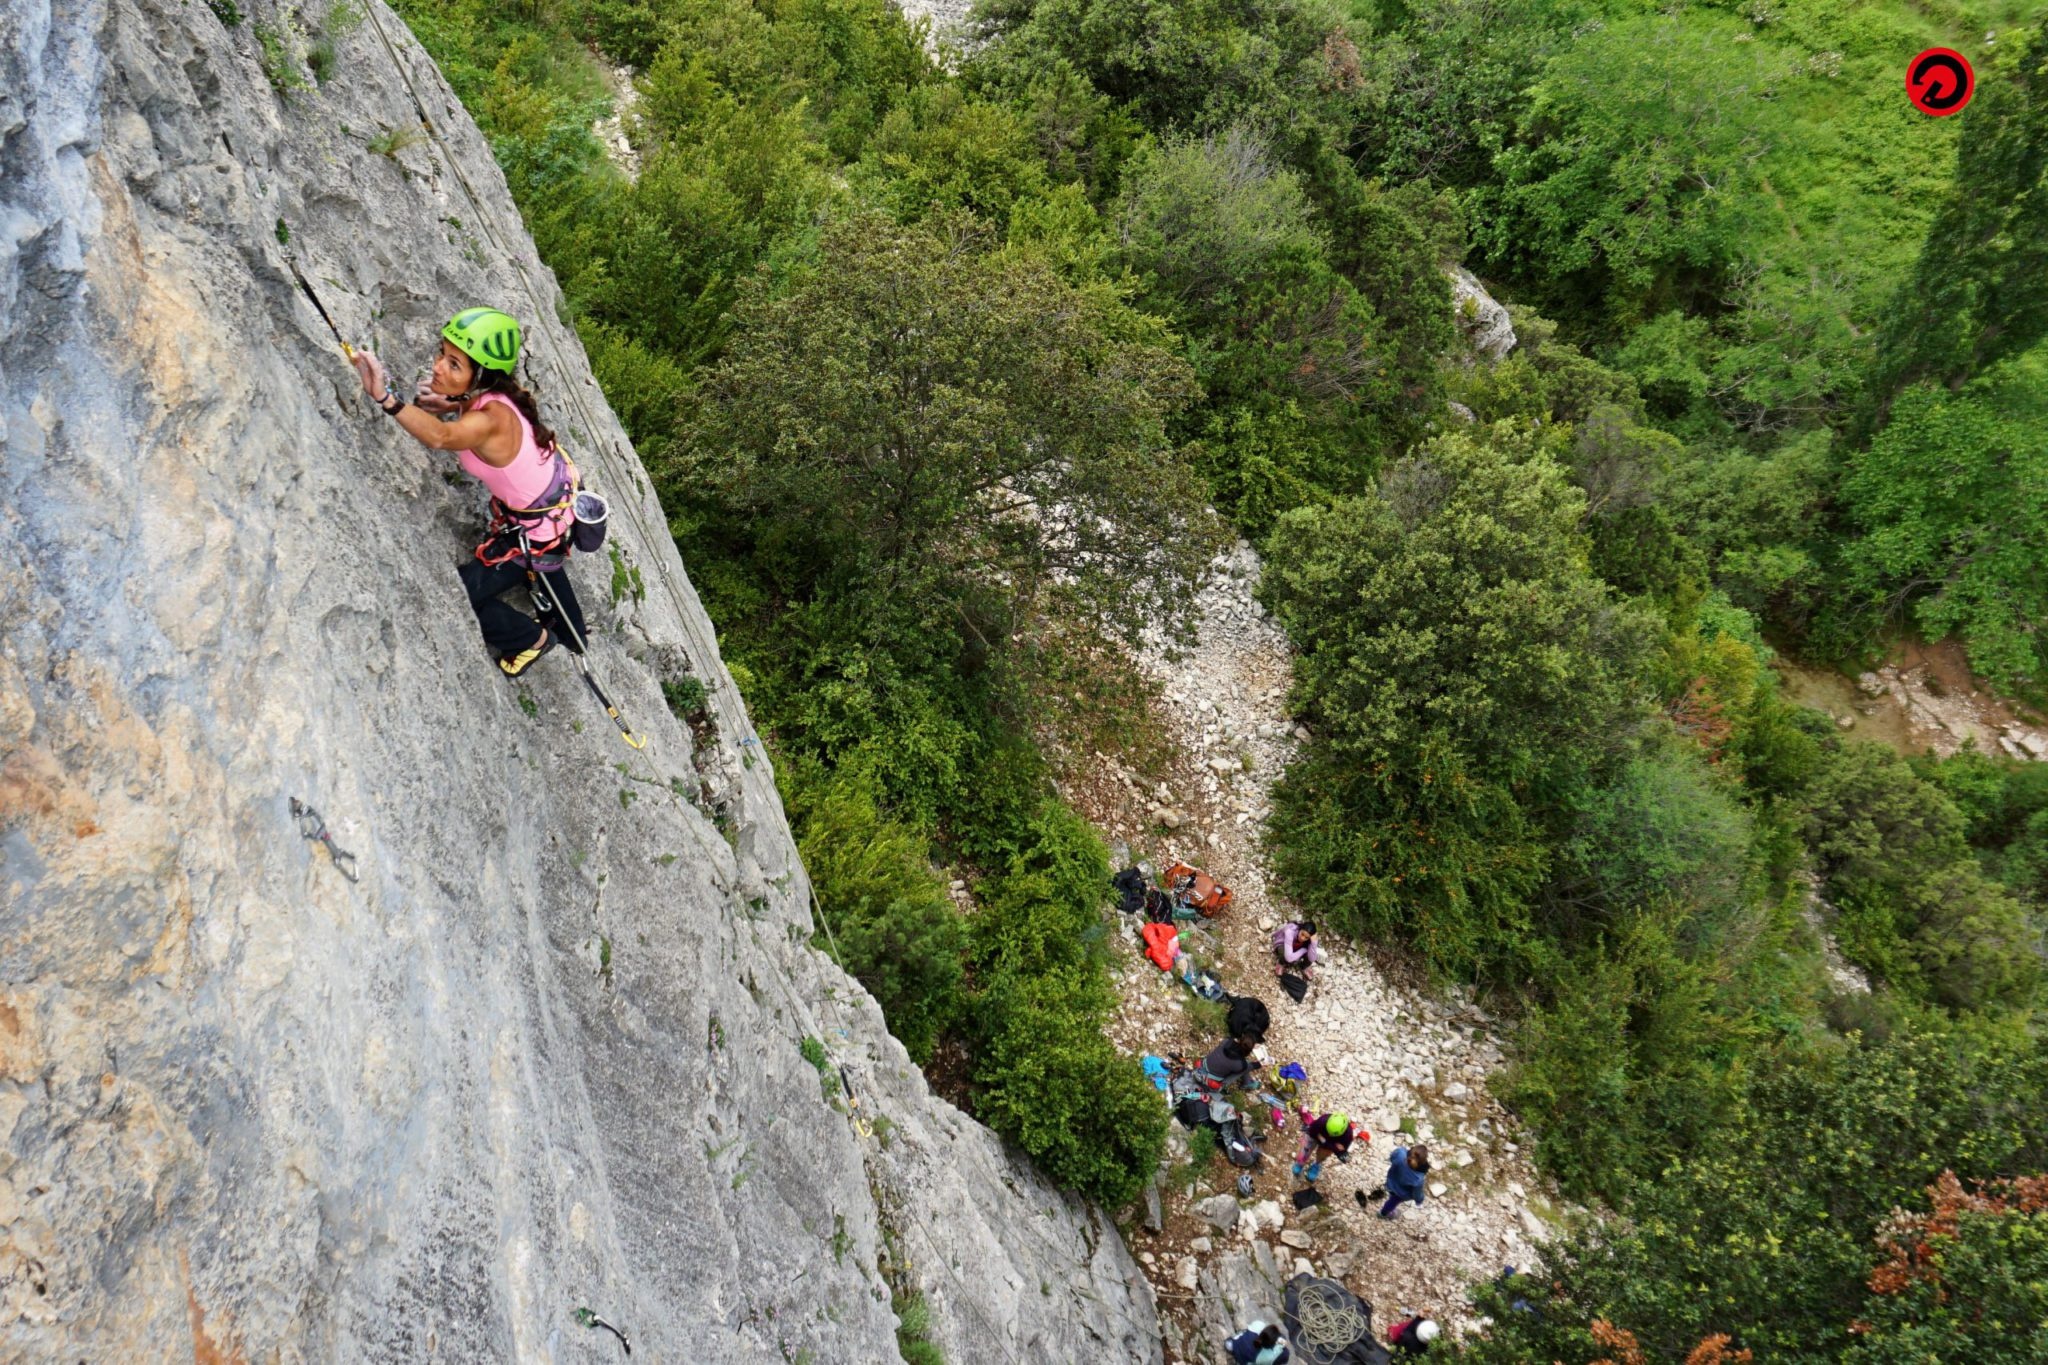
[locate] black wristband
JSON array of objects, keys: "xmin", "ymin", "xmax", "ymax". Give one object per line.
[{"xmin": 380, "ymin": 394, "xmax": 405, "ymax": 417}]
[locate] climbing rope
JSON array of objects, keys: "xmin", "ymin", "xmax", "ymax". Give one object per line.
[
  {"xmin": 289, "ymin": 797, "xmax": 360, "ymax": 882},
  {"xmin": 334, "ymin": 19, "xmax": 1063, "ymax": 1361},
  {"xmin": 1291, "ymin": 1279, "xmax": 1370, "ymax": 1355},
  {"xmin": 356, "ymin": 0, "xmax": 762, "ymax": 752}
]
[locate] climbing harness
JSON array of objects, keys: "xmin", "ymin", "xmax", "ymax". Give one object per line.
[
  {"xmin": 286, "ymin": 256, "xmax": 354, "ymax": 361},
  {"xmin": 515, "ymin": 526, "xmax": 645, "ymax": 749},
  {"xmin": 572, "ymin": 1307, "xmax": 631, "ymax": 1356},
  {"xmin": 288, "ymin": 797, "xmax": 359, "ymax": 882}
]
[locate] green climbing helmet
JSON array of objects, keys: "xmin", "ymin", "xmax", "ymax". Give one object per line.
[
  {"xmin": 1326, "ymin": 1113, "xmax": 1348, "ymax": 1137},
  {"xmin": 442, "ymin": 307, "xmax": 522, "ymax": 373}
]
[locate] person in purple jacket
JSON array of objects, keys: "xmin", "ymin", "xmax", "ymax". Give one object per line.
[{"xmin": 1271, "ymin": 919, "xmax": 1324, "ymax": 980}]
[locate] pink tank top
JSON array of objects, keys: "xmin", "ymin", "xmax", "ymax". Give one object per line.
[{"xmin": 458, "ymin": 393, "xmax": 573, "ymax": 538}]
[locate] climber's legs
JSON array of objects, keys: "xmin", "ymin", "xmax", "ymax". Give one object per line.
[{"xmin": 459, "ymin": 558, "xmax": 548, "ymax": 656}]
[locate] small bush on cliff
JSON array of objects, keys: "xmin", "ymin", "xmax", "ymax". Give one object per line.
[
  {"xmin": 970, "ymin": 964, "xmax": 1164, "ymax": 1208},
  {"xmin": 784, "ymin": 760, "xmax": 963, "ymax": 1065}
]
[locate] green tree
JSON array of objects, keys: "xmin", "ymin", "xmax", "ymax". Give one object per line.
[
  {"xmin": 1846, "ymin": 1172, "xmax": 2048, "ymax": 1365},
  {"xmin": 1267, "ymin": 421, "xmax": 1652, "ymax": 787},
  {"xmin": 1115, "ymin": 127, "xmax": 1406, "ymax": 512},
  {"xmin": 1262, "ymin": 421, "xmax": 1656, "ymax": 974},
  {"xmin": 1464, "ymin": 1023, "xmax": 2048, "ymax": 1365},
  {"xmin": 969, "ymin": 0, "xmax": 1359, "ymax": 145},
  {"xmin": 684, "ymin": 211, "xmax": 1216, "ymax": 643},
  {"xmin": 1800, "ymin": 740, "xmax": 2040, "ymax": 1012},
  {"xmin": 785, "ymin": 761, "xmax": 964, "ymax": 1062},
  {"xmin": 969, "ymin": 963, "xmax": 1164, "ymax": 1206},
  {"xmin": 1347, "ymin": 0, "xmax": 1589, "ymax": 188},
  {"xmin": 1836, "ymin": 358, "xmax": 2048, "ymax": 689},
  {"xmin": 1469, "ymin": 13, "xmax": 1791, "ymax": 338},
  {"xmin": 1857, "ymin": 29, "xmax": 2048, "ymax": 441}
]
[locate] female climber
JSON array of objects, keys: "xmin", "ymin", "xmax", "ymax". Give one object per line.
[{"xmin": 350, "ymin": 308, "xmax": 586, "ymax": 677}]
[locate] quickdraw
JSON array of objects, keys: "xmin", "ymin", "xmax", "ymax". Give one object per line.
[
  {"xmin": 839, "ymin": 1064, "xmax": 874, "ymax": 1140},
  {"xmin": 288, "ymin": 797, "xmax": 360, "ymax": 882},
  {"xmin": 572, "ymin": 1307, "xmax": 631, "ymax": 1356},
  {"xmin": 516, "ymin": 527, "xmax": 646, "ymax": 750}
]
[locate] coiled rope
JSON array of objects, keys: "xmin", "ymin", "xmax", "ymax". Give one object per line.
[{"xmin": 1292, "ymin": 1279, "xmax": 1370, "ymax": 1355}]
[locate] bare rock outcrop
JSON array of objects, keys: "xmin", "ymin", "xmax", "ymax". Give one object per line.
[
  {"xmin": 1445, "ymin": 266, "xmax": 1516, "ymax": 361},
  {"xmin": 0, "ymin": 0, "xmax": 1157, "ymax": 1359}
]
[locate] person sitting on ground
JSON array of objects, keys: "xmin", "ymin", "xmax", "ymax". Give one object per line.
[
  {"xmin": 1292, "ymin": 1112, "xmax": 1358, "ymax": 1184},
  {"xmin": 1387, "ymin": 1314, "xmax": 1439, "ymax": 1355},
  {"xmin": 1376, "ymin": 1144, "xmax": 1430, "ymax": 1219},
  {"xmin": 351, "ymin": 308, "xmax": 587, "ymax": 678},
  {"xmin": 1272, "ymin": 920, "xmax": 1324, "ymax": 980},
  {"xmin": 1202, "ymin": 1038, "xmax": 1260, "ymax": 1091},
  {"xmin": 1225, "ymin": 1319, "xmax": 1290, "ymax": 1365}
]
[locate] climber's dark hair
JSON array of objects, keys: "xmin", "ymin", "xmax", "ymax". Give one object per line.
[
  {"xmin": 467, "ymin": 362, "xmax": 556, "ymax": 451},
  {"xmin": 1258, "ymin": 1324, "xmax": 1281, "ymax": 1347}
]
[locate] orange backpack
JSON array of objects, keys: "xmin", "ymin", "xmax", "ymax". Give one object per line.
[{"xmin": 1164, "ymin": 860, "xmax": 1232, "ymax": 917}]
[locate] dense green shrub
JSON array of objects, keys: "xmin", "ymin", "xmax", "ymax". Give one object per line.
[
  {"xmin": 1466, "ymin": 1021, "xmax": 2048, "ymax": 1364},
  {"xmin": 968, "ymin": 0, "xmax": 1360, "ymax": 145},
  {"xmin": 1842, "ymin": 1185, "xmax": 2048, "ymax": 1365},
  {"xmin": 970, "ymin": 964, "xmax": 1164, "ymax": 1207},
  {"xmin": 682, "ymin": 211, "xmax": 1214, "ymax": 645},
  {"xmin": 968, "ymin": 802, "xmax": 1110, "ymax": 982},
  {"xmin": 1799, "ymin": 741, "xmax": 2041, "ymax": 1012},
  {"xmin": 785, "ymin": 762, "xmax": 965, "ymax": 1063},
  {"xmin": 1836, "ymin": 360, "xmax": 2048, "ymax": 688}
]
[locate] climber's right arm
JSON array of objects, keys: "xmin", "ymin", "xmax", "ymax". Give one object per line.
[{"xmin": 350, "ymin": 349, "xmax": 511, "ymax": 458}]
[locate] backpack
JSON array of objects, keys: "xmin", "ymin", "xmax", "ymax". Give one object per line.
[
  {"xmin": 1218, "ymin": 1118, "xmax": 1263, "ymax": 1169},
  {"xmin": 1164, "ymin": 860, "xmax": 1233, "ymax": 918},
  {"xmin": 1113, "ymin": 866, "xmax": 1147, "ymax": 914},
  {"xmin": 1226, "ymin": 995, "xmax": 1270, "ymax": 1041}
]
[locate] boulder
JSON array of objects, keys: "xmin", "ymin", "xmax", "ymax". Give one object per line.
[
  {"xmin": 1446, "ymin": 266, "xmax": 1517, "ymax": 360},
  {"xmin": 1201, "ymin": 1194, "xmax": 1243, "ymax": 1231}
]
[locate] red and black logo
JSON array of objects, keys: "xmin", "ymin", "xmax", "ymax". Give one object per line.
[{"xmin": 1907, "ymin": 48, "xmax": 1975, "ymax": 117}]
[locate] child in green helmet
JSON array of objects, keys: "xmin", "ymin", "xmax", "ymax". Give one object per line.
[
  {"xmin": 1292, "ymin": 1111, "xmax": 1360, "ymax": 1184},
  {"xmin": 351, "ymin": 309, "xmax": 588, "ymax": 676}
]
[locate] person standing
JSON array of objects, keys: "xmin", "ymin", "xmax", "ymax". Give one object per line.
[
  {"xmin": 1376, "ymin": 1145, "xmax": 1430, "ymax": 1219},
  {"xmin": 1293, "ymin": 1112, "xmax": 1359, "ymax": 1184},
  {"xmin": 1225, "ymin": 1320, "xmax": 1290, "ymax": 1365},
  {"xmin": 1387, "ymin": 1314, "xmax": 1440, "ymax": 1355}
]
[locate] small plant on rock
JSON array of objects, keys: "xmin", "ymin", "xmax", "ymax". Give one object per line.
[
  {"xmin": 255, "ymin": 22, "xmax": 309, "ymax": 95},
  {"xmin": 366, "ymin": 124, "xmax": 425, "ymax": 158}
]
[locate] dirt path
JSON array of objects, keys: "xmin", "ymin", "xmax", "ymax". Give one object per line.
[{"xmin": 1060, "ymin": 545, "xmax": 1561, "ymax": 1363}]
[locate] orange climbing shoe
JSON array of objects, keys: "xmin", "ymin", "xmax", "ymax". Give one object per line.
[{"xmin": 498, "ymin": 628, "xmax": 556, "ymax": 677}]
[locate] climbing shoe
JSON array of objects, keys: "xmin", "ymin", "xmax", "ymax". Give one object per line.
[{"xmin": 499, "ymin": 629, "xmax": 556, "ymax": 677}]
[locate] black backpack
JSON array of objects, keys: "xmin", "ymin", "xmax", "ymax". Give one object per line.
[
  {"xmin": 1113, "ymin": 867, "xmax": 1148, "ymax": 914},
  {"xmin": 1226, "ymin": 995, "xmax": 1270, "ymax": 1042},
  {"xmin": 1219, "ymin": 1118, "xmax": 1263, "ymax": 1169}
]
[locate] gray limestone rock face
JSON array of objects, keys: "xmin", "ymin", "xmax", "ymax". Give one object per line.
[
  {"xmin": 1445, "ymin": 266, "xmax": 1517, "ymax": 361},
  {"xmin": 0, "ymin": 0, "xmax": 1160, "ymax": 1360}
]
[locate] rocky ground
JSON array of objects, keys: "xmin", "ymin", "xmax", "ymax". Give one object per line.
[
  {"xmin": 1057, "ymin": 546, "xmax": 1561, "ymax": 1364},
  {"xmin": 593, "ymin": 59, "xmax": 641, "ymax": 180},
  {"xmin": 1778, "ymin": 638, "xmax": 2048, "ymax": 761}
]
